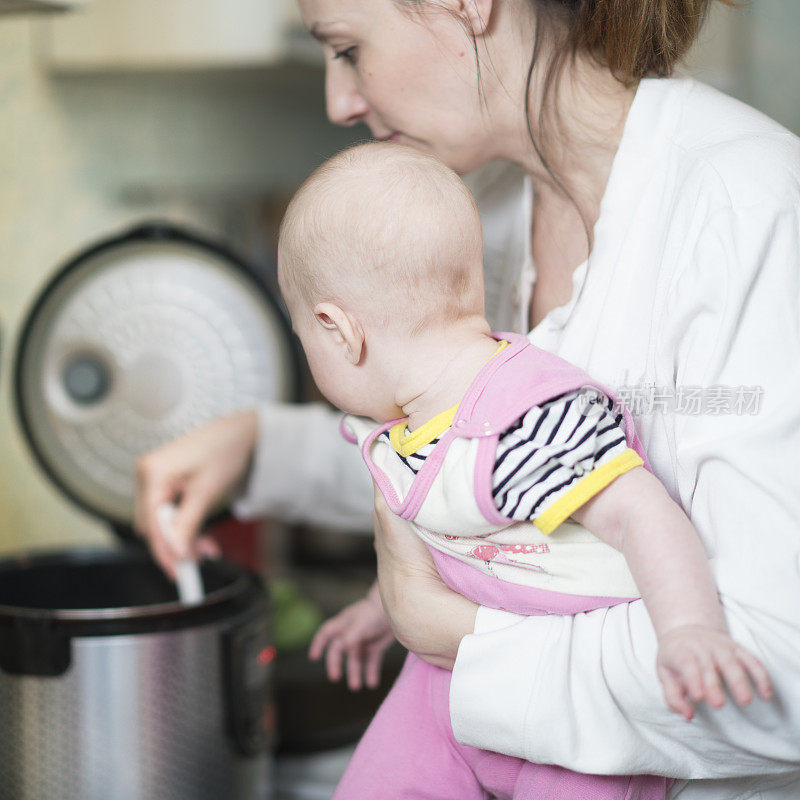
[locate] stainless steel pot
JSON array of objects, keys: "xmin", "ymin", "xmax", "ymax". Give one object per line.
[{"xmin": 0, "ymin": 549, "xmax": 273, "ymax": 800}]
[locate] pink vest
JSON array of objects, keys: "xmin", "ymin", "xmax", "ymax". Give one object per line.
[{"xmin": 345, "ymin": 332, "xmax": 650, "ymax": 615}]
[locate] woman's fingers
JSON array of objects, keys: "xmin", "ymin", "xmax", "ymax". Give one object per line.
[
  {"xmin": 195, "ymin": 535, "xmax": 221, "ymax": 559},
  {"xmin": 169, "ymin": 477, "xmax": 217, "ymax": 559},
  {"xmin": 149, "ymin": 523, "xmax": 177, "ymax": 581},
  {"xmin": 134, "ymin": 409, "xmax": 260, "ymax": 576}
]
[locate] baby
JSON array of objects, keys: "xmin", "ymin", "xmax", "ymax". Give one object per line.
[{"xmin": 277, "ymin": 142, "xmax": 772, "ymax": 800}]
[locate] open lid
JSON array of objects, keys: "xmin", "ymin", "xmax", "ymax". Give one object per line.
[{"xmin": 14, "ymin": 221, "xmax": 301, "ymax": 532}]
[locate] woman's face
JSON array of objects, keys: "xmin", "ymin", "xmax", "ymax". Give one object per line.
[{"xmin": 297, "ymin": 0, "xmax": 493, "ymax": 174}]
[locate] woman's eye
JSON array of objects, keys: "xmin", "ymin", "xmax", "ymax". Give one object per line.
[{"xmin": 333, "ymin": 46, "xmax": 358, "ymax": 65}]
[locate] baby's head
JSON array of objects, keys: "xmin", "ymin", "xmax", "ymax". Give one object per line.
[{"xmin": 278, "ymin": 142, "xmax": 485, "ymax": 419}]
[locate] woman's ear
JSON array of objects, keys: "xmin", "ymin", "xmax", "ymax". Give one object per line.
[
  {"xmin": 313, "ymin": 302, "xmax": 365, "ymax": 365},
  {"xmin": 446, "ymin": 0, "xmax": 493, "ymax": 36}
]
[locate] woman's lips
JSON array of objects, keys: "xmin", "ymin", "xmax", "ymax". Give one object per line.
[{"xmin": 375, "ymin": 132, "xmax": 400, "ymax": 142}]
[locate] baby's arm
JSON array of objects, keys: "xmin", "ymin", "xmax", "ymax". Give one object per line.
[{"xmin": 571, "ymin": 466, "xmax": 772, "ymax": 720}]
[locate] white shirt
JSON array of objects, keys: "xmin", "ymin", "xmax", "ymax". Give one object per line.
[{"xmin": 235, "ymin": 77, "xmax": 800, "ymax": 798}]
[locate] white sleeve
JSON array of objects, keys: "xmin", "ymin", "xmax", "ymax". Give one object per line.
[
  {"xmin": 232, "ymin": 402, "xmax": 374, "ymax": 531},
  {"xmin": 450, "ymin": 198, "xmax": 800, "ymax": 778}
]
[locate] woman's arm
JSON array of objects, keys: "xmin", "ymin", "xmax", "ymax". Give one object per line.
[
  {"xmin": 232, "ymin": 401, "xmax": 374, "ymax": 530},
  {"xmin": 137, "ymin": 401, "xmax": 375, "ymax": 575}
]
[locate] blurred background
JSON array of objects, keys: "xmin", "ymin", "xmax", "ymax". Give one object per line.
[
  {"xmin": 0, "ymin": 0, "xmax": 798, "ymax": 552},
  {"xmin": 0, "ymin": 2, "xmax": 797, "ymax": 798}
]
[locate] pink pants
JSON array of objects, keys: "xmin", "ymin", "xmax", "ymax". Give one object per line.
[
  {"xmin": 333, "ymin": 550, "xmax": 672, "ymax": 799},
  {"xmin": 333, "ymin": 652, "xmax": 670, "ymax": 800}
]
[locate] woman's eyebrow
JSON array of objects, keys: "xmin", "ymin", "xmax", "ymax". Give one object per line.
[
  {"xmin": 309, "ymin": 22, "xmax": 349, "ymax": 43},
  {"xmin": 309, "ymin": 24, "xmax": 333, "ymax": 43}
]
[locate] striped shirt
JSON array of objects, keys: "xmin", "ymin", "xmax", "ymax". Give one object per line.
[{"xmin": 381, "ymin": 388, "xmax": 632, "ymax": 524}]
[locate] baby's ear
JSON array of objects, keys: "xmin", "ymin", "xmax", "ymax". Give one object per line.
[{"xmin": 313, "ymin": 302, "xmax": 365, "ymax": 365}]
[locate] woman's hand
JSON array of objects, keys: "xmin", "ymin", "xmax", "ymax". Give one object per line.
[
  {"xmin": 372, "ymin": 487, "xmax": 478, "ymax": 670},
  {"xmin": 134, "ymin": 409, "xmax": 258, "ymax": 578},
  {"xmin": 309, "ymin": 582, "xmax": 395, "ymax": 691}
]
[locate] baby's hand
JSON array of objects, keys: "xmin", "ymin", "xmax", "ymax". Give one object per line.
[
  {"xmin": 656, "ymin": 625, "xmax": 773, "ymax": 721},
  {"xmin": 308, "ymin": 582, "xmax": 395, "ymax": 691}
]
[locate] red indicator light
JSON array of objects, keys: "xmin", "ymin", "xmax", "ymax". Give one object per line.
[{"xmin": 257, "ymin": 646, "xmax": 276, "ymax": 666}]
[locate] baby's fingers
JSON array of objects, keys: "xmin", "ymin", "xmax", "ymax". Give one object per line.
[
  {"xmin": 699, "ymin": 657, "xmax": 727, "ymax": 709},
  {"xmin": 364, "ymin": 644, "xmax": 384, "ymax": 690},
  {"xmin": 712, "ymin": 651, "xmax": 754, "ymax": 707},
  {"xmin": 346, "ymin": 646, "xmax": 365, "ymax": 691},
  {"xmin": 676, "ymin": 654, "xmax": 706, "ymax": 704},
  {"xmin": 658, "ymin": 665, "xmax": 695, "ymax": 721},
  {"xmin": 325, "ymin": 635, "xmax": 346, "ymax": 683},
  {"xmin": 308, "ymin": 617, "xmax": 343, "ymax": 661},
  {"xmin": 732, "ymin": 648, "xmax": 773, "ymax": 704}
]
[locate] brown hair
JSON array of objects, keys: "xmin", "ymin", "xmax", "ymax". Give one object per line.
[{"xmin": 565, "ymin": 0, "xmax": 738, "ymax": 83}]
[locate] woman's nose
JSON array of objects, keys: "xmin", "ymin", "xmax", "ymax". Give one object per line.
[{"xmin": 325, "ymin": 64, "xmax": 369, "ymax": 127}]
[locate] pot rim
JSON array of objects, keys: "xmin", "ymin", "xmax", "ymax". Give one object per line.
[{"xmin": 0, "ymin": 547, "xmax": 263, "ymax": 625}]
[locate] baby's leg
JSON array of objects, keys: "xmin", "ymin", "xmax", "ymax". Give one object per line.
[
  {"xmin": 511, "ymin": 761, "xmax": 671, "ymax": 800},
  {"xmin": 332, "ymin": 652, "xmax": 490, "ymax": 800},
  {"xmin": 332, "ymin": 650, "xmax": 670, "ymax": 800}
]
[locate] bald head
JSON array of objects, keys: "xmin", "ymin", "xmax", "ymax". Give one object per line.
[{"xmin": 278, "ymin": 142, "xmax": 485, "ymax": 332}]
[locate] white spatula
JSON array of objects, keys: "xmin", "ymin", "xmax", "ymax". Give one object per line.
[{"xmin": 157, "ymin": 503, "xmax": 204, "ymax": 606}]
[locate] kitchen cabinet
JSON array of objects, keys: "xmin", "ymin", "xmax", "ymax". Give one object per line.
[{"xmin": 39, "ymin": 0, "xmax": 318, "ymax": 72}]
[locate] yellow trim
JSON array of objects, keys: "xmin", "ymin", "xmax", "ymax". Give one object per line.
[
  {"xmin": 534, "ymin": 449, "xmax": 644, "ymax": 535},
  {"xmin": 389, "ymin": 404, "xmax": 458, "ymax": 455},
  {"xmin": 388, "ymin": 340, "xmax": 510, "ymax": 456}
]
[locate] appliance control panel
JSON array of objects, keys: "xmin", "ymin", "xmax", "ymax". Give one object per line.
[{"xmin": 223, "ymin": 617, "xmax": 274, "ymax": 757}]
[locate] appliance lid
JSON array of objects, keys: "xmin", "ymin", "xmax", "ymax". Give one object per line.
[{"xmin": 14, "ymin": 221, "xmax": 301, "ymax": 530}]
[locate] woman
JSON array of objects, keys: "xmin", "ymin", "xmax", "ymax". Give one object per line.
[{"xmin": 136, "ymin": 1, "xmax": 800, "ymax": 797}]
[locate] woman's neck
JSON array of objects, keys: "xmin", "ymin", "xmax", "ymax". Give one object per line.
[{"xmin": 484, "ymin": 25, "xmax": 637, "ymax": 233}]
